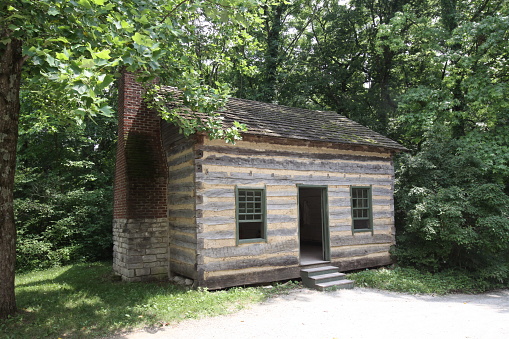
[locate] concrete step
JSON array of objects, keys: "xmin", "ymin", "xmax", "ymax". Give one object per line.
[
  {"xmin": 315, "ymin": 279, "xmax": 355, "ymax": 291},
  {"xmin": 312, "ymin": 272, "xmax": 347, "ymax": 284},
  {"xmin": 301, "ymin": 265, "xmax": 339, "ymax": 278},
  {"xmin": 300, "ymin": 265, "xmax": 354, "ymax": 291}
]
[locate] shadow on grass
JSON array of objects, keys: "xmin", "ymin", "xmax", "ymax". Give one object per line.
[{"xmin": 5, "ymin": 263, "xmax": 190, "ymax": 339}]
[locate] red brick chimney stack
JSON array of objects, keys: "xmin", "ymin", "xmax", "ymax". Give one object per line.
[{"xmin": 112, "ymin": 72, "xmax": 169, "ymax": 281}]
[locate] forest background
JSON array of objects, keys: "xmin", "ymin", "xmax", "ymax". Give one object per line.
[{"xmin": 14, "ymin": 0, "xmax": 509, "ymax": 289}]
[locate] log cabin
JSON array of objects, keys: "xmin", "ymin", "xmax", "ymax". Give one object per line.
[{"xmin": 113, "ymin": 72, "xmax": 407, "ymax": 290}]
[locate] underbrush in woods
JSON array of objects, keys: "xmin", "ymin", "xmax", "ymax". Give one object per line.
[
  {"xmin": 1, "ymin": 262, "xmax": 294, "ymax": 339},
  {"xmin": 348, "ymin": 266, "xmax": 508, "ymax": 295},
  {"xmin": 393, "ymin": 136, "xmax": 509, "ymax": 286},
  {"xmin": 14, "ymin": 114, "xmax": 117, "ymax": 272}
]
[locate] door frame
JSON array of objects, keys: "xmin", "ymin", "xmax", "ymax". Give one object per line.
[{"xmin": 297, "ymin": 185, "xmax": 330, "ymax": 261}]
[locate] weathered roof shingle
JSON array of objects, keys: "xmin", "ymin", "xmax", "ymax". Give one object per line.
[
  {"xmin": 160, "ymin": 86, "xmax": 405, "ymax": 151},
  {"xmin": 217, "ymin": 98, "xmax": 406, "ymax": 151}
]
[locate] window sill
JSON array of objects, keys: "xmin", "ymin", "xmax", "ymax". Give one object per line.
[
  {"xmin": 352, "ymin": 229, "xmax": 373, "ymax": 234},
  {"xmin": 237, "ymin": 238, "xmax": 267, "ymax": 245}
]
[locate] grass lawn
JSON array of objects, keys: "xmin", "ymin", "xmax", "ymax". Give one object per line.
[
  {"xmin": 1, "ymin": 262, "xmax": 297, "ymax": 338},
  {"xmin": 347, "ymin": 266, "xmax": 506, "ymax": 295}
]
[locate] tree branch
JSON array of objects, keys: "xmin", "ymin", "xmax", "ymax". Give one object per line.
[
  {"xmin": 160, "ymin": 0, "xmax": 193, "ymax": 24},
  {"xmin": 19, "ymin": 54, "xmax": 30, "ymax": 68}
]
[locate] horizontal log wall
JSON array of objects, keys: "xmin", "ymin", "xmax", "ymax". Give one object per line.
[
  {"xmin": 164, "ymin": 134, "xmax": 198, "ymax": 279},
  {"xmin": 195, "ymin": 138, "xmax": 396, "ymax": 288}
]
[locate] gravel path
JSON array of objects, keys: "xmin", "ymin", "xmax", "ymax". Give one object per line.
[{"xmin": 112, "ymin": 288, "xmax": 509, "ymax": 339}]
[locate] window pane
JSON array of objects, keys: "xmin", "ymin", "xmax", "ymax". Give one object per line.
[
  {"xmin": 239, "ymin": 222, "xmax": 263, "ymax": 239},
  {"xmin": 354, "ymin": 219, "xmax": 370, "ymax": 230}
]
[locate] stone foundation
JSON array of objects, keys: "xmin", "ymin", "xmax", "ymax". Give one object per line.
[{"xmin": 113, "ymin": 218, "xmax": 169, "ymax": 282}]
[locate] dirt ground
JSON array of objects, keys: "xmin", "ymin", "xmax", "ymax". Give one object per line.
[{"xmin": 111, "ymin": 287, "xmax": 509, "ymax": 339}]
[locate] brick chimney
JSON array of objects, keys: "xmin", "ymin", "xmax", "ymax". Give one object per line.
[{"xmin": 112, "ymin": 72, "xmax": 169, "ymax": 281}]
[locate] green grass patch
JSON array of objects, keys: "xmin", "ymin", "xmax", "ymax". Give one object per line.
[
  {"xmin": 1, "ymin": 262, "xmax": 298, "ymax": 338},
  {"xmin": 347, "ymin": 266, "xmax": 504, "ymax": 295}
]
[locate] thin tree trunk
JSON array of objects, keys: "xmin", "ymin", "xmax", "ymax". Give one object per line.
[
  {"xmin": 0, "ymin": 36, "xmax": 22, "ymax": 319},
  {"xmin": 263, "ymin": 3, "xmax": 286, "ymax": 102}
]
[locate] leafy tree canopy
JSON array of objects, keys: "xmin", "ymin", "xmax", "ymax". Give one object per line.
[{"xmin": 4, "ymin": 0, "xmax": 264, "ymax": 128}]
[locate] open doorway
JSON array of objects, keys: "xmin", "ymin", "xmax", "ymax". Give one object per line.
[{"xmin": 298, "ymin": 186, "xmax": 330, "ymax": 265}]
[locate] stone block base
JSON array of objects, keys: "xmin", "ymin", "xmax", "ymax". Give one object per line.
[{"xmin": 113, "ymin": 218, "xmax": 169, "ymax": 282}]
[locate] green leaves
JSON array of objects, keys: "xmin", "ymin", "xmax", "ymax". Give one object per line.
[
  {"xmin": 79, "ymin": 59, "xmax": 95, "ymax": 68},
  {"xmin": 132, "ymin": 32, "xmax": 154, "ymax": 47},
  {"xmin": 47, "ymin": 6, "xmax": 59, "ymax": 16},
  {"xmin": 395, "ymin": 131, "xmax": 509, "ymax": 280},
  {"xmin": 4, "ymin": 0, "xmax": 264, "ymax": 135},
  {"xmin": 55, "ymin": 50, "xmax": 70, "ymax": 61},
  {"xmin": 145, "ymin": 83, "xmax": 244, "ymax": 144},
  {"xmin": 14, "ymin": 99, "xmax": 117, "ymax": 271},
  {"xmin": 93, "ymin": 49, "xmax": 111, "ymax": 60},
  {"xmin": 77, "ymin": 0, "xmax": 93, "ymax": 9}
]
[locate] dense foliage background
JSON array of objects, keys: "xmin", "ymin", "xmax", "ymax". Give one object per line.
[
  {"xmin": 15, "ymin": 91, "xmax": 116, "ymax": 271},
  {"xmin": 14, "ymin": 0, "xmax": 509, "ymax": 287}
]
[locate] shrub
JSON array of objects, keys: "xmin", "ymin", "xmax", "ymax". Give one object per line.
[
  {"xmin": 394, "ymin": 134, "xmax": 509, "ymax": 284},
  {"xmin": 14, "ymin": 115, "xmax": 115, "ymax": 272}
]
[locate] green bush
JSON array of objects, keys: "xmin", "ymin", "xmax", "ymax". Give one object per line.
[
  {"xmin": 15, "ymin": 114, "xmax": 115, "ymax": 272},
  {"xmin": 394, "ymin": 134, "xmax": 509, "ymax": 284},
  {"xmin": 15, "ymin": 187, "xmax": 113, "ymax": 271}
]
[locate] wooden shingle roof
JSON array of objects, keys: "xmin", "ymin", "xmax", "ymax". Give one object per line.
[{"xmin": 217, "ymin": 98, "xmax": 407, "ymax": 151}]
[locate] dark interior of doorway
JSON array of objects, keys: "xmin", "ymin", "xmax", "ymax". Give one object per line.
[{"xmin": 299, "ymin": 187, "xmax": 325, "ymax": 265}]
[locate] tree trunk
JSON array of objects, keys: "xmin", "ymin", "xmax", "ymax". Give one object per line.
[
  {"xmin": 0, "ymin": 36, "xmax": 22, "ymax": 319},
  {"xmin": 263, "ymin": 3, "xmax": 286, "ymax": 102}
]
